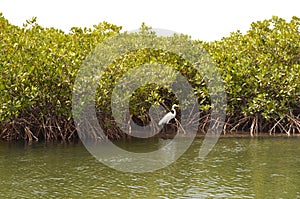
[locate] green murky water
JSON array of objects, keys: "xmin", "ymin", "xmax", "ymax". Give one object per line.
[{"xmin": 0, "ymin": 137, "xmax": 300, "ymax": 198}]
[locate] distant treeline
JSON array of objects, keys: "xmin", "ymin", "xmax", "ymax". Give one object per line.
[{"xmin": 0, "ymin": 13, "xmax": 299, "ymax": 141}]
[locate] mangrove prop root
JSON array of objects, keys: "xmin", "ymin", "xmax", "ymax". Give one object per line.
[{"xmin": 1, "ymin": 110, "xmax": 300, "ymax": 141}]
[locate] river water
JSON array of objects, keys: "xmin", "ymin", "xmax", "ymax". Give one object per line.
[{"xmin": 0, "ymin": 137, "xmax": 300, "ymax": 198}]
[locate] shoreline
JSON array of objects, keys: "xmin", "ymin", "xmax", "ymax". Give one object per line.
[{"xmin": 2, "ymin": 131, "xmax": 299, "ymax": 144}]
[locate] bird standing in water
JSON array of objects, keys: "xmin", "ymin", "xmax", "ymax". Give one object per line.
[{"xmin": 158, "ymin": 104, "xmax": 179, "ymax": 127}]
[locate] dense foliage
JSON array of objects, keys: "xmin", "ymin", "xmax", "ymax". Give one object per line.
[
  {"xmin": 0, "ymin": 13, "xmax": 299, "ymax": 141},
  {"xmin": 203, "ymin": 16, "xmax": 300, "ymax": 135},
  {"xmin": 0, "ymin": 13, "xmax": 121, "ymax": 141}
]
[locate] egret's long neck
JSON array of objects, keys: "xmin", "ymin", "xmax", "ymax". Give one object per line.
[{"xmin": 172, "ymin": 107, "xmax": 176, "ymax": 116}]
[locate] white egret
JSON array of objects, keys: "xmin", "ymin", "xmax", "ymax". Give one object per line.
[{"xmin": 158, "ymin": 104, "xmax": 179, "ymax": 126}]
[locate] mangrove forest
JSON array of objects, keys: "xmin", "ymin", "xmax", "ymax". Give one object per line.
[{"xmin": 0, "ymin": 13, "xmax": 299, "ymax": 141}]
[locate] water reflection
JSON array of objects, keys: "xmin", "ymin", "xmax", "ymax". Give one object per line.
[
  {"xmin": 85, "ymin": 136, "xmax": 195, "ymax": 173},
  {"xmin": 0, "ymin": 137, "xmax": 300, "ymax": 198}
]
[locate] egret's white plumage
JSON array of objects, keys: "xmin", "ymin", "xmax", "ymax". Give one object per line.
[{"xmin": 158, "ymin": 104, "xmax": 179, "ymax": 125}]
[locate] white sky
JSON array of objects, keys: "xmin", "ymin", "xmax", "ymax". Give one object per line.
[{"xmin": 1, "ymin": 0, "xmax": 299, "ymax": 41}]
